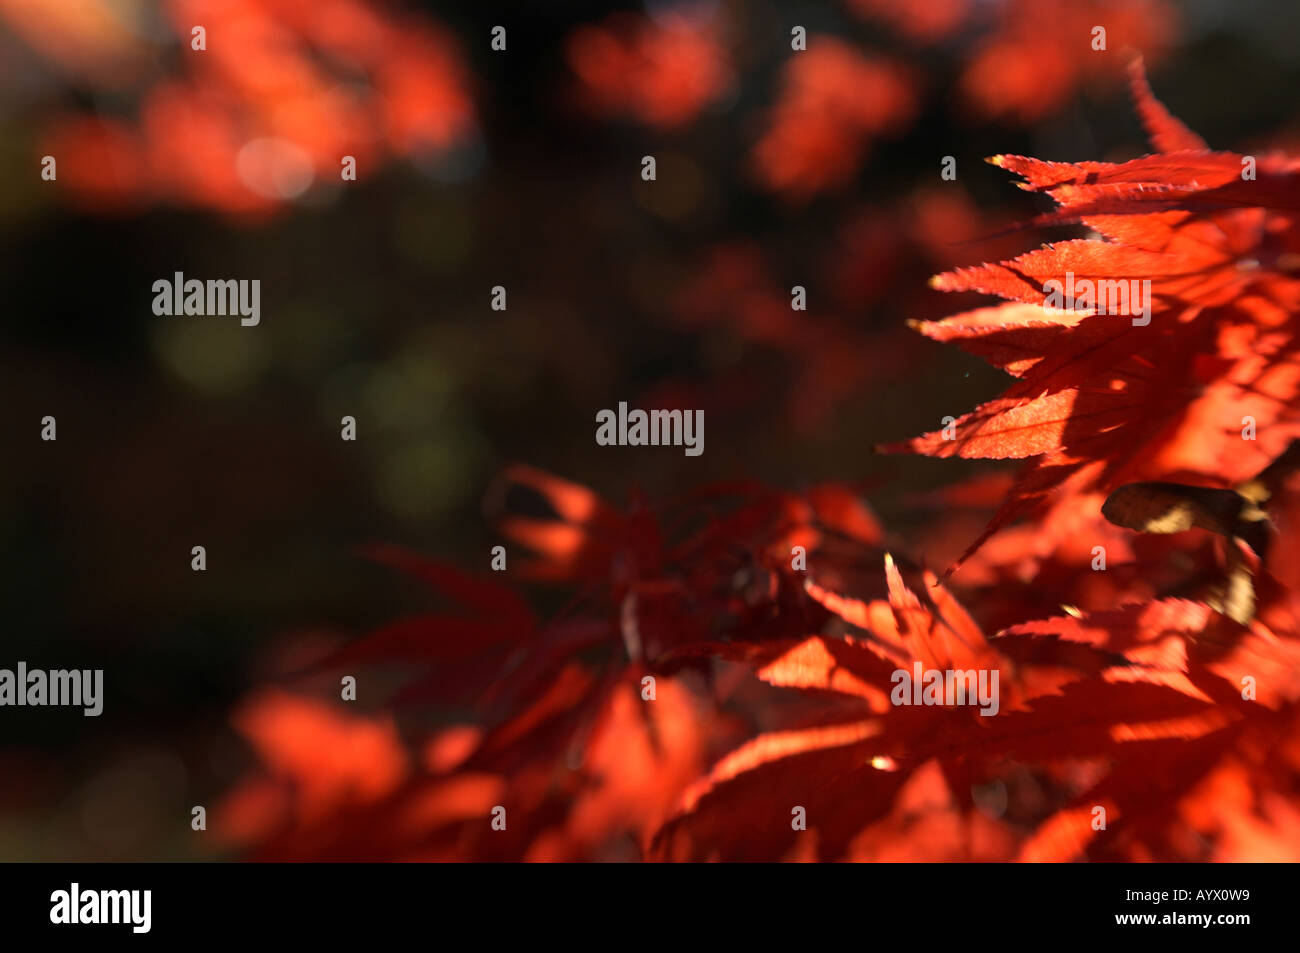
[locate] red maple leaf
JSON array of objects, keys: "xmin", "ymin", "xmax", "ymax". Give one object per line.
[
  {"xmin": 881, "ymin": 61, "xmax": 1300, "ymax": 570},
  {"xmin": 651, "ymin": 556, "xmax": 1052, "ymax": 861}
]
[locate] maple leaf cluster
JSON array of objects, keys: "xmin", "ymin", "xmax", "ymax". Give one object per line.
[{"xmin": 206, "ymin": 62, "xmax": 1300, "ymax": 862}]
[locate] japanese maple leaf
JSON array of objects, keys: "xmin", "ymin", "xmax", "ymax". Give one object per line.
[
  {"xmin": 840, "ymin": 759, "xmax": 1018, "ymax": 862},
  {"xmin": 492, "ymin": 464, "xmax": 885, "ymax": 664},
  {"xmin": 650, "ymin": 556, "xmax": 1036, "ymax": 861},
  {"xmin": 651, "ymin": 548, "xmax": 1274, "ymax": 861},
  {"xmin": 994, "ymin": 595, "xmax": 1300, "ymax": 860},
  {"xmin": 882, "ymin": 61, "xmax": 1300, "ymax": 570},
  {"xmin": 918, "ymin": 470, "xmax": 1225, "ymax": 632}
]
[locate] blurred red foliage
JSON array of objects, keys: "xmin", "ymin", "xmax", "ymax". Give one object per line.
[
  {"xmin": 844, "ymin": 0, "xmax": 971, "ymax": 45},
  {"xmin": 959, "ymin": 0, "xmax": 1177, "ymax": 121},
  {"xmin": 24, "ymin": 0, "xmax": 475, "ymax": 217},
  {"xmin": 216, "ymin": 472, "xmax": 890, "ymax": 859},
  {"xmin": 751, "ymin": 38, "xmax": 917, "ymax": 200},
  {"xmin": 565, "ymin": 8, "xmax": 733, "ymax": 129}
]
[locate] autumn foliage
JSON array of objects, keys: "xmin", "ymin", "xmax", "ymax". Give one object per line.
[
  {"xmin": 7, "ymin": 1, "xmax": 1300, "ymax": 864},
  {"xmin": 197, "ymin": 59, "xmax": 1300, "ymax": 861}
]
